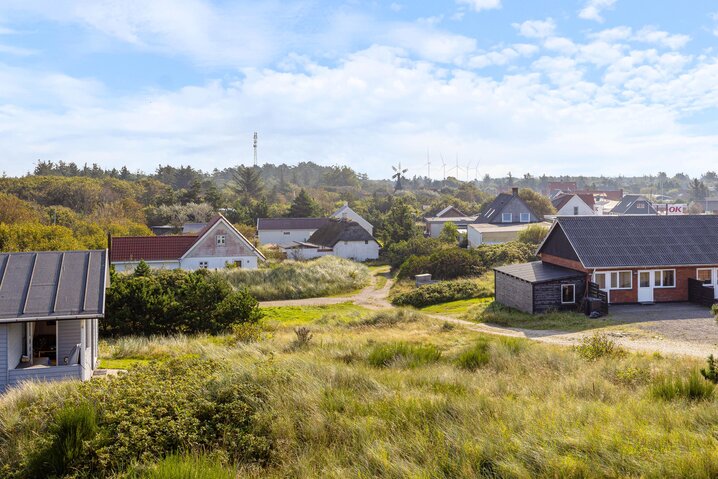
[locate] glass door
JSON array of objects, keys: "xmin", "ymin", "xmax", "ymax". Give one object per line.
[{"xmin": 638, "ymin": 271, "xmax": 654, "ymax": 303}]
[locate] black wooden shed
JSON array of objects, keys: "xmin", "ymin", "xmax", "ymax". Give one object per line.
[{"xmin": 494, "ymin": 261, "xmax": 586, "ymax": 314}]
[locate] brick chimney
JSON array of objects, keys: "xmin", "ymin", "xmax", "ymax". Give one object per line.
[{"xmin": 512, "ymin": 187, "xmax": 519, "ymax": 196}]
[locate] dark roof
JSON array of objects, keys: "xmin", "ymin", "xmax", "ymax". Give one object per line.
[
  {"xmin": 575, "ymin": 189, "xmax": 623, "ymax": 201},
  {"xmin": 110, "ymin": 235, "xmax": 197, "ymax": 262},
  {"xmin": 306, "ymin": 219, "xmax": 377, "ymax": 247},
  {"xmin": 0, "ymin": 250, "xmax": 108, "ymax": 322},
  {"xmin": 257, "ymin": 217, "xmax": 331, "ymax": 230},
  {"xmin": 435, "ymin": 205, "xmax": 466, "ymax": 217},
  {"xmin": 475, "ymin": 192, "xmax": 540, "ymax": 224},
  {"xmin": 494, "ymin": 261, "xmax": 584, "ymax": 283},
  {"xmin": 548, "ymin": 181, "xmax": 577, "ymax": 192},
  {"xmin": 543, "ymin": 215, "xmax": 718, "ymax": 268},
  {"xmin": 610, "ymin": 194, "xmax": 656, "ymax": 215}
]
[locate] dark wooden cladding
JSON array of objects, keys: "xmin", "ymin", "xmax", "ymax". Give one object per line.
[
  {"xmin": 539, "ymin": 225, "xmax": 580, "ymax": 263},
  {"xmin": 688, "ymin": 278, "xmax": 716, "ymax": 307}
]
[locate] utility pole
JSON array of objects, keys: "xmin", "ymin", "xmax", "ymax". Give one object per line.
[{"xmin": 253, "ymin": 132, "xmax": 258, "ymax": 167}]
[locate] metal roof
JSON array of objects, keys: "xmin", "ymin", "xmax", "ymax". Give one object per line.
[
  {"xmin": 494, "ymin": 261, "xmax": 585, "ymax": 283},
  {"xmin": 0, "ymin": 250, "xmax": 108, "ymax": 322},
  {"xmin": 549, "ymin": 215, "xmax": 718, "ymax": 268}
]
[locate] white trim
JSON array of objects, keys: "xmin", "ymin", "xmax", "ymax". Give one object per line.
[
  {"xmin": 501, "ymin": 213, "xmax": 512, "ymax": 223},
  {"xmin": 653, "ymin": 269, "xmax": 676, "ymax": 289},
  {"xmin": 519, "ymin": 213, "xmax": 530, "ymax": 223},
  {"xmin": 561, "ymin": 284, "xmax": 576, "ymax": 304},
  {"xmin": 181, "ymin": 216, "xmax": 265, "ymax": 261},
  {"xmin": 593, "ymin": 270, "xmax": 632, "ymax": 290}
]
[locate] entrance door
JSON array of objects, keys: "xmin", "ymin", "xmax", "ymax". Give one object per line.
[{"xmin": 638, "ymin": 271, "xmax": 654, "ymax": 303}]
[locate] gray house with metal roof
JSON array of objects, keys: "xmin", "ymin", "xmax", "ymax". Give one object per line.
[
  {"xmin": 609, "ymin": 194, "xmax": 658, "ymax": 215},
  {"xmin": 0, "ymin": 250, "xmax": 108, "ymax": 394}
]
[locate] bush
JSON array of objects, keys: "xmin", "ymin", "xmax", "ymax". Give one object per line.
[
  {"xmin": 368, "ymin": 342, "xmax": 442, "ymax": 368},
  {"xmin": 381, "ymin": 236, "xmax": 446, "ymax": 270},
  {"xmin": 455, "ymin": 340, "xmax": 491, "ymax": 371},
  {"xmin": 517, "ymin": 224, "xmax": 549, "ymax": 245},
  {"xmin": 701, "ymin": 355, "xmax": 718, "ymax": 384},
  {"xmin": 104, "ymin": 266, "xmax": 263, "ymax": 336},
  {"xmin": 289, "ymin": 327, "xmax": 313, "ymax": 350},
  {"xmin": 220, "ymin": 256, "xmax": 371, "ymax": 300},
  {"xmin": 398, "ymin": 248, "xmax": 485, "ymax": 280},
  {"xmin": 350, "ymin": 309, "xmax": 421, "ymax": 327},
  {"xmin": 713, "ymin": 304, "xmax": 718, "ymax": 320},
  {"xmin": 651, "ymin": 372, "xmax": 715, "ymax": 402},
  {"xmin": 391, "ymin": 278, "xmax": 492, "ymax": 308},
  {"xmin": 576, "ymin": 334, "xmax": 625, "ymax": 361}
]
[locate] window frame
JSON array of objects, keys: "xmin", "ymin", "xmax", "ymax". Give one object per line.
[
  {"xmin": 653, "ymin": 269, "xmax": 676, "ymax": 289},
  {"xmin": 216, "ymin": 234, "xmax": 226, "ymax": 246},
  {"xmin": 519, "ymin": 213, "xmax": 530, "ymax": 222},
  {"xmin": 199, "ymin": 261, "xmax": 209, "ymax": 269},
  {"xmin": 561, "ymin": 284, "xmax": 576, "ymax": 304},
  {"xmin": 697, "ymin": 268, "xmax": 715, "ymax": 285},
  {"xmin": 594, "ymin": 270, "xmax": 632, "ymax": 290},
  {"xmin": 502, "ymin": 213, "xmax": 513, "ymax": 223}
]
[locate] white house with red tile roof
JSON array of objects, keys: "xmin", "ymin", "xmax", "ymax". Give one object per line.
[{"xmin": 110, "ymin": 214, "xmax": 265, "ymax": 272}]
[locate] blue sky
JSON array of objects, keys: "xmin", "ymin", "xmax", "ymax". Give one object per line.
[{"xmin": 0, "ymin": 0, "xmax": 717, "ymax": 179}]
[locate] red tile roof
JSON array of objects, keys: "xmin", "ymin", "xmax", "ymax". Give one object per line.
[{"xmin": 110, "ymin": 235, "xmax": 198, "ymax": 262}]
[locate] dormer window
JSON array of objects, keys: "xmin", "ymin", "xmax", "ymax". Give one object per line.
[
  {"xmin": 502, "ymin": 213, "xmax": 512, "ymax": 223},
  {"xmin": 216, "ymin": 234, "xmax": 226, "ymax": 246}
]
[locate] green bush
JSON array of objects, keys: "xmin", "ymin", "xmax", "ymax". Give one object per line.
[
  {"xmin": 455, "ymin": 340, "xmax": 491, "ymax": 371},
  {"xmin": 220, "ymin": 256, "xmax": 371, "ymax": 300},
  {"xmin": 516, "ymin": 224, "xmax": 549, "ymax": 245},
  {"xmin": 368, "ymin": 342, "xmax": 442, "ymax": 368},
  {"xmin": 391, "ymin": 278, "xmax": 492, "ymax": 308},
  {"xmin": 136, "ymin": 454, "xmax": 234, "ymax": 479},
  {"xmin": 713, "ymin": 304, "xmax": 718, "ymax": 320},
  {"xmin": 381, "ymin": 236, "xmax": 445, "ymax": 269},
  {"xmin": 651, "ymin": 372, "xmax": 715, "ymax": 402},
  {"xmin": 104, "ymin": 265, "xmax": 263, "ymax": 336},
  {"xmin": 349, "ymin": 309, "xmax": 421, "ymax": 327},
  {"xmin": 26, "ymin": 402, "xmax": 98, "ymax": 478},
  {"xmin": 702, "ymin": 355, "xmax": 718, "ymax": 384},
  {"xmin": 576, "ymin": 333, "xmax": 625, "ymax": 361},
  {"xmin": 398, "ymin": 249, "xmax": 485, "ymax": 280}
]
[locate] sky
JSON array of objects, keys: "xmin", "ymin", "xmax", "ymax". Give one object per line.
[{"xmin": 0, "ymin": 1, "xmax": 717, "ymax": 179}]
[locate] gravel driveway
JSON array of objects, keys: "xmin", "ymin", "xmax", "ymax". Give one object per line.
[{"xmin": 608, "ymin": 303, "xmax": 718, "ymax": 343}]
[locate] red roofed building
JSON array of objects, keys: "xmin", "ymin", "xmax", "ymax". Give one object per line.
[{"xmin": 110, "ymin": 214, "xmax": 265, "ymax": 272}]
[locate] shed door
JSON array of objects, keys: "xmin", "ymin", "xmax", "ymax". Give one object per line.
[{"xmin": 638, "ymin": 271, "xmax": 654, "ymax": 303}]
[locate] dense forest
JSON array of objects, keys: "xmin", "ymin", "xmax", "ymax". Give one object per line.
[{"xmin": 0, "ymin": 159, "xmax": 715, "ymax": 253}]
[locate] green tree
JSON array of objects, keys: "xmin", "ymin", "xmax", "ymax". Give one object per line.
[
  {"xmin": 689, "ymin": 178, "xmax": 709, "ymax": 201},
  {"xmin": 231, "ymin": 166, "xmax": 264, "ymax": 198},
  {"xmin": 517, "ymin": 224, "xmax": 549, "ymax": 245},
  {"xmin": 518, "ymin": 189, "xmax": 556, "ymax": 217},
  {"xmin": 439, "ymin": 222, "xmax": 460, "ymax": 244},
  {"xmin": 288, "ymin": 189, "xmax": 321, "ymax": 217},
  {"xmin": 381, "ymin": 197, "xmax": 418, "ymax": 245}
]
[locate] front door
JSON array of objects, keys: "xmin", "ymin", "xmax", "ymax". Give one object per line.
[{"xmin": 638, "ymin": 270, "xmax": 654, "ymax": 303}]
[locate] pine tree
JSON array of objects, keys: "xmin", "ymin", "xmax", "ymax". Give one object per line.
[
  {"xmin": 288, "ymin": 189, "xmax": 321, "ymax": 217},
  {"xmin": 231, "ymin": 166, "xmax": 264, "ymax": 198}
]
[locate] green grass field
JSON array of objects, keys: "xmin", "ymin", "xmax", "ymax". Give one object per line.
[{"xmin": 2, "ymin": 305, "xmax": 717, "ymax": 478}]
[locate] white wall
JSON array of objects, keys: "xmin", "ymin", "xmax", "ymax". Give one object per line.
[
  {"xmin": 284, "ymin": 248, "xmax": 332, "ymax": 260},
  {"xmin": 332, "ymin": 207, "xmax": 373, "ymax": 235},
  {"xmin": 334, "ymin": 241, "xmax": 379, "ymax": 261},
  {"xmin": 556, "ymin": 196, "xmax": 594, "ymax": 216},
  {"xmin": 467, "ymin": 227, "xmax": 482, "ymax": 248},
  {"xmin": 181, "ymin": 256, "xmax": 259, "ymax": 270},
  {"xmin": 113, "ymin": 260, "xmax": 180, "ymax": 272},
  {"xmin": 7, "ymin": 322, "xmax": 23, "ymax": 370},
  {"xmin": 258, "ymin": 229, "xmax": 319, "ymax": 247}
]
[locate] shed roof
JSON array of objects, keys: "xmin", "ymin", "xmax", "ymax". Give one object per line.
[
  {"xmin": 306, "ymin": 219, "xmax": 378, "ymax": 247},
  {"xmin": 542, "ymin": 215, "xmax": 718, "ymax": 268},
  {"xmin": 257, "ymin": 217, "xmax": 331, "ymax": 230},
  {"xmin": 494, "ymin": 261, "xmax": 584, "ymax": 283},
  {"xmin": 0, "ymin": 250, "xmax": 108, "ymax": 322}
]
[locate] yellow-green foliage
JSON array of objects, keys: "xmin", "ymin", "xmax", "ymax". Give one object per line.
[{"xmin": 2, "ymin": 308, "xmax": 718, "ymax": 478}]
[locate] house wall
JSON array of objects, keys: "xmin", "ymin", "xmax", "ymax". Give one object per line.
[
  {"xmin": 285, "ymin": 248, "xmax": 332, "ymax": 261},
  {"xmin": 556, "ymin": 196, "xmax": 594, "ymax": 216},
  {"xmin": 334, "ymin": 241, "xmax": 380, "ymax": 261},
  {"xmin": 534, "ymin": 277, "xmax": 586, "ymax": 313},
  {"xmin": 113, "ymin": 260, "xmax": 180, "ymax": 272},
  {"xmin": 181, "ymin": 256, "xmax": 258, "ymax": 270},
  {"xmin": 7, "ymin": 365, "xmax": 82, "ymax": 387},
  {"xmin": 332, "ymin": 207, "xmax": 373, "ymax": 235},
  {"xmin": 0, "ymin": 324, "xmax": 7, "ymax": 392},
  {"xmin": 540, "ymin": 254, "xmax": 588, "ymax": 273},
  {"xmin": 467, "ymin": 227, "xmax": 481, "ymax": 247},
  {"xmin": 600, "ymin": 266, "xmax": 699, "ymax": 304},
  {"xmin": 258, "ymin": 229, "xmax": 319, "ymax": 247},
  {"xmin": 57, "ymin": 320, "xmax": 81, "ymax": 366},
  {"xmin": 427, "ymin": 220, "xmax": 470, "ymax": 238},
  {"xmin": 7, "ymin": 323, "xmax": 23, "ymax": 370},
  {"xmin": 490, "ymin": 196, "xmax": 539, "ymax": 224},
  {"xmin": 495, "ymin": 272, "xmax": 533, "ymax": 313},
  {"xmin": 185, "ymin": 223, "xmax": 255, "ymax": 259}
]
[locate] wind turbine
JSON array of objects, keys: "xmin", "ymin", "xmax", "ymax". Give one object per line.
[
  {"xmin": 392, "ymin": 162, "xmax": 408, "ymax": 190},
  {"xmin": 426, "ymin": 148, "xmax": 431, "ymax": 179},
  {"xmin": 465, "ymin": 161, "xmax": 472, "ymax": 181},
  {"xmin": 440, "ymin": 154, "xmax": 446, "ymax": 180}
]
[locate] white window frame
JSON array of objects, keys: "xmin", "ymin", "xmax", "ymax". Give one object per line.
[
  {"xmin": 561, "ymin": 284, "xmax": 576, "ymax": 304},
  {"xmin": 697, "ymin": 268, "xmax": 715, "ymax": 285},
  {"xmin": 199, "ymin": 261, "xmax": 209, "ymax": 269},
  {"xmin": 594, "ymin": 270, "xmax": 632, "ymax": 290},
  {"xmin": 519, "ymin": 213, "xmax": 530, "ymax": 222},
  {"xmin": 653, "ymin": 269, "xmax": 676, "ymax": 289},
  {"xmin": 502, "ymin": 213, "xmax": 512, "ymax": 223},
  {"xmin": 216, "ymin": 234, "xmax": 226, "ymax": 246}
]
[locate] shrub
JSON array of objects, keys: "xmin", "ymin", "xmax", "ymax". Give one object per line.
[
  {"xmin": 381, "ymin": 236, "xmax": 445, "ymax": 270},
  {"xmin": 350, "ymin": 308, "xmax": 421, "ymax": 327},
  {"xmin": 398, "ymin": 248, "xmax": 485, "ymax": 280},
  {"xmin": 455, "ymin": 340, "xmax": 491, "ymax": 371},
  {"xmin": 651, "ymin": 372, "xmax": 715, "ymax": 402},
  {"xmin": 220, "ymin": 256, "xmax": 371, "ymax": 300},
  {"xmin": 576, "ymin": 334, "xmax": 625, "ymax": 361},
  {"xmin": 367, "ymin": 342, "xmax": 442, "ymax": 368},
  {"xmin": 701, "ymin": 355, "xmax": 718, "ymax": 384},
  {"xmin": 713, "ymin": 304, "xmax": 718, "ymax": 320},
  {"xmin": 391, "ymin": 278, "xmax": 492, "ymax": 308},
  {"xmin": 231, "ymin": 322, "xmax": 264, "ymax": 343},
  {"xmin": 104, "ymin": 267, "xmax": 262, "ymax": 336},
  {"xmin": 516, "ymin": 224, "xmax": 549, "ymax": 245},
  {"xmin": 289, "ymin": 327, "xmax": 313, "ymax": 350},
  {"xmin": 26, "ymin": 402, "xmax": 98, "ymax": 478}
]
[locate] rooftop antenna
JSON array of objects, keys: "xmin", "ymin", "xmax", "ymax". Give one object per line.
[{"xmin": 253, "ymin": 132, "xmax": 258, "ymax": 167}]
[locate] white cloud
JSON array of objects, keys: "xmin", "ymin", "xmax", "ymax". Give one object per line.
[
  {"xmin": 389, "ymin": 3, "xmax": 403, "ymax": 12},
  {"xmin": 385, "ymin": 25, "xmax": 477, "ymax": 64},
  {"xmin": 513, "ymin": 18, "xmax": 556, "ymax": 39},
  {"xmin": 456, "ymin": 0, "xmax": 502, "ymax": 13},
  {"xmin": 578, "ymin": 0, "xmax": 617, "ymax": 23},
  {"xmin": 0, "ymin": 44, "xmax": 36, "ymax": 56},
  {"xmin": 633, "ymin": 26, "xmax": 690, "ymax": 50}
]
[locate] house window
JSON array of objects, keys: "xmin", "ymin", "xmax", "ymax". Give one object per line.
[
  {"xmin": 561, "ymin": 284, "xmax": 576, "ymax": 304},
  {"xmin": 234, "ymin": 260, "xmax": 242, "ymax": 268},
  {"xmin": 653, "ymin": 269, "xmax": 676, "ymax": 288},
  {"xmin": 596, "ymin": 271, "xmax": 631, "ymax": 290},
  {"xmin": 199, "ymin": 261, "xmax": 209, "ymax": 269},
  {"xmin": 216, "ymin": 235, "xmax": 226, "ymax": 246},
  {"xmin": 637, "ymin": 202, "xmax": 646, "ymax": 209},
  {"xmin": 502, "ymin": 213, "xmax": 512, "ymax": 223},
  {"xmin": 697, "ymin": 269, "xmax": 713, "ymax": 284},
  {"xmin": 573, "ymin": 206, "xmax": 579, "ymax": 215},
  {"xmin": 364, "ymin": 240, "xmax": 369, "ymax": 244},
  {"xmin": 283, "ymin": 231, "xmax": 291, "ymax": 235},
  {"xmin": 520, "ymin": 213, "xmax": 530, "ymax": 222}
]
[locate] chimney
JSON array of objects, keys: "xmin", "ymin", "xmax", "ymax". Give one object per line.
[{"xmin": 512, "ymin": 187, "xmax": 519, "ymax": 196}]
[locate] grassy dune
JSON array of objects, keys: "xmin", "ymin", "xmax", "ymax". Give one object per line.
[
  {"xmin": 219, "ymin": 256, "xmax": 371, "ymax": 301},
  {"xmin": 1, "ymin": 307, "xmax": 717, "ymax": 478}
]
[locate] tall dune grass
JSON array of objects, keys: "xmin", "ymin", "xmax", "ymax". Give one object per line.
[{"xmin": 219, "ymin": 256, "xmax": 371, "ymax": 300}]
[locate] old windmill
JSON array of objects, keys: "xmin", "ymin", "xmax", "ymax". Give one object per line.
[{"xmin": 392, "ymin": 162, "xmax": 408, "ymax": 190}]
